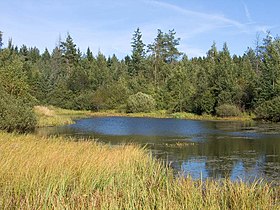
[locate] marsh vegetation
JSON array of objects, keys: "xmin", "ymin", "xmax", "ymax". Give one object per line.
[{"xmin": 0, "ymin": 132, "xmax": 279, "ymax": 209}]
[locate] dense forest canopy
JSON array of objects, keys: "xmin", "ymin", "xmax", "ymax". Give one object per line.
[{"xmin": 1, "ymin": 28, "xmax": 280, "ymax": 131}]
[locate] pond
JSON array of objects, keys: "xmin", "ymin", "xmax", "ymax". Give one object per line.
[{"xmin": 36, "ymin": 117, "xmax": 280, "ymax": 183}]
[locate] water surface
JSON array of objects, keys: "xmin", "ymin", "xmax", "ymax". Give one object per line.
[{"xmin": 37, "ymin": 117, "xmax": 280, "ymax": 183}]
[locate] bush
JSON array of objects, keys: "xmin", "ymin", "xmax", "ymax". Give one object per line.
[
  {"xmin": 126, "ymin": 92, "xmax": 156, "ymax": 113},
  {"xmin": 0, "ymin": 91, "xmax": 37, "ymax": 132},
  {"xmin": 215, "ymin": 104, "xmax": 242, "ymax": 117},
  {"xmin": 255, "ymin": 97, "xmax": 280, "ymax": 122}
]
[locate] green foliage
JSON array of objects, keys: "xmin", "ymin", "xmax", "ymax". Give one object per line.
[
  {"xmin": 0, "ymin": 31, "xmax": 3, "ymax": 50},
  {"xmin": 90, "ymin": 80, "xmax": 130, "ymax": 111},
  {"xmin": 130, "ymin": 28, "xmax": 146, "ymax": 76},
  {"xmin": 194, "ymin": 90, "xmax": 216, "ymax": 115},
  {"xmin": 60, "ymin": 33, "xmax": 79, "ymax": 67},
  {"xmin": 148, "ymin": 29, "xmax": 181, "ymax": 64},
  {"xmin": 166, "ymin": 65, "xmax": 195, "ymax": 112},
  {"xmin": 0, "ymin": 47, "xmax": 37, "ymax": 132},
  {"xmin": 255, "ymin": 33, "xmax": 280, "ymax": 106},
  {"xmin": 1, "ymin": 30, "xmax": 280, "ymax": 119},
  {"xmin": 0, "ymin": 91, "xmax": 36, "ymax": 132},
  {"xmin": 47, "ymin": 81, "xmax": 74, "ymax": 109},
  {"xmin": 126, "ymin": 92, "xmax": 156, "ymax": 113},
  {"xmin": 215, "ymin": 104, "xmax": 242, "ymax": 117},
  {"xmin": 72, "ymin": 91, "xmax": 96, "ymax": 110},
  {"xmin": 0, "ymin": 49, "xmax": 29, "ymax": 97},
  {"xmin": 255, "ymin": 97, "xmax": 280, "ymax": 122}
]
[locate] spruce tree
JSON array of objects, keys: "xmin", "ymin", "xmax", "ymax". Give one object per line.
[
  {"xmin": 86, "ymin": 47, "xmax": 94, "ymax": 61},
  {"xmin": 0, "ymin": 31, "xmax": 3, "ymax": 50},
  {"xmin": 258, "ymin": 33, "xmax": 280, "ymax": 103},
  {"xmin": 131, "ymin": 28, "xmax": 146, "ymax": 76},
  {"xmin": 60, "ymin": 33, "xmax": 79, "ymax": 68}
]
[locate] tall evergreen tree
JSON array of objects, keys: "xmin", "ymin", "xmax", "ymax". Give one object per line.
[
  {"xmin": 257, "ymin": 33, "xmax": 280, "ymax": 103},
  {"xmin": 211, "ymin": 43, "xmax": 235, "ymax": 107},
  {"xmin": 41, "ymin": 48, "xmax": 51, "ymax": 62},
  {"xmin": 148, "ymin": 29, "xmax": 181, "ymax": 87},
  {"xmin": 131, "ymin": 28, "xmax": 146, "ymax": 76},
  {"xmin": 60, "ymin": 33, "xmax": 79, "ymax": 69},
  {"xmin": 166, "ymin": 65, "xmax": 194, "ymax": 112},
  {"xmin": 148, "ymin": 29, "xmax": 165, "ymax": 86},
  {"xmin": 0, "ymin": 31, "xmax": 3, "ymax": 50},
  {"xmin": 164, "ymin": 29, "xmax": 181, "ymax": 63},
  {"xmin": 86, "ymin": 47, "xmax": 94, "ymax": 61}
]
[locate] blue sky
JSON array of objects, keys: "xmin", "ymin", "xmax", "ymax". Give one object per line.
[{"xmin": 1, "ymin": 0, "xmax": 280, "ymax": 58}]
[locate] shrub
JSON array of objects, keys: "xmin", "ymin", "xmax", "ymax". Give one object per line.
[
  {"xmin": 215, "ymin": 104, "xmax": 242, "ymax": 117},
  {"xmin": 0, "ymin": 91, "xmax": 37, "ymax": 132},
  {"xmin": 255, "ymin": 97, "xmax": 280, "ymax": 122},
  {"xmin": 126, "ymin": 92, "xmax": 156, "ymax": 113}
]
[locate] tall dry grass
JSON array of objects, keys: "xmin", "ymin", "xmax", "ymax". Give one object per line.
[
  {"xmin": 0, "ymin": 132, "xmax": 279, "ymax": 209},
  {"xmin": 34, "ymin": 106, "xmax": 91, "ymax": 127}
]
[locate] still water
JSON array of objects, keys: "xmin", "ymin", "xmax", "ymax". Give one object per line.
[{"xmin": 37, "ymin": 117, "xmax": 280, "ymax": 183}]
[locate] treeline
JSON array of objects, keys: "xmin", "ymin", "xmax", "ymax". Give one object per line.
[{"xmin": 0, "ymin": 29, "xmax": 280, "ymax": 131}]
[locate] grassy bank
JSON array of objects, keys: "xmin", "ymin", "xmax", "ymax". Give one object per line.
[
  {"xmin": 34, "ymin": 106, "xmax": 92, "ymax": 127},
  {"xmin": 90, "ymin": 110, "xmax": 254, "ymax": 122},
  {"xmin": 0, "ymin": 132, "xmax": 278, "ymax": 209},
  {"xmin": 34, "ymin": 106, "xmax": 253, "ymax": 128}
]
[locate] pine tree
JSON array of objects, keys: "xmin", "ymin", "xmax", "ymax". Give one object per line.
[
  {"xmin": 0, "ymin": 31, "xmax": 3, "ymax": 50},
  {"xmin": 166, "ymin": 65, "xmax": 194, "ymax": 112},
  {"xmin": 86, "ymin": 47, "xmax": 94, "ymax": 61},
  {"xmin": 19, "ymin": 45, "xmax": 29, "ymax": 61},
  {"xmin": 60, "ymin": 33, "xmax": 79, "ymax": 68},
  {"xmin": 148, "ymin": 29, "xmax": 165, "ymax": 87},
  {"xmin": 131, "ymin": 28, "xmax": 146, "ymax": 76},
  {"xmin": 211, "ymin": 43, "xmax": 235, "ymax": 106},
  {"xmin": 148, "ymin": 29, "xmax": 181, "ymax": 87},
  {"xmin": 41, "ymin": 48, "xmax": 51, "ymax": 62},
  {"xmin": 258, "ymin": 33, "xmax": 280, "ymax": 103},
  {"xmin": 164, "ymin": 29, "xmax": 181, "ymax": 64}
]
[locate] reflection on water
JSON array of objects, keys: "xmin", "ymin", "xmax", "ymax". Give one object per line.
[{"xmin": 36, "ymin": 117, "xmax": 280, "ymax": 183}]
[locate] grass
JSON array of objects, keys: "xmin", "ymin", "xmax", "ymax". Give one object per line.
[
  {"xmin": 0, "ymin": 132, "xmax": 279, "ymax": 209},
  {"xmin": 90, "ymin": 110, "xmax": 254, "ymax": 122},
  {"xmin": 34, "ymin": 106, "xmax": 91, "ymax": 127},
  {"xmin": 170, "ymin": 112, "xmax": 254, "ymax": 121},
  {"xmin": 34, "ymin": 106, "xmax": 254, "ymax": 128}
]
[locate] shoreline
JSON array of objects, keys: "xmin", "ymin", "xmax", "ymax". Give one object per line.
[
  {"xmin": 90, "ymin": 110, "xmax": 254, "ymax": 122},
  {"xmin": 0, "ymin": 106, "xmax": 276, "ymax": 209},
  {"xmin": 34, "ymin": 106, "xmax": 254, "ymax": 127}
]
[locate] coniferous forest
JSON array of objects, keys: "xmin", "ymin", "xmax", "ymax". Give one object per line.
[{"xmin": 1, "ymin": 29, "xmax": 280, "ymax": 132}]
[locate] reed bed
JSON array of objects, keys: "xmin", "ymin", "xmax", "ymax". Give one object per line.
[
  {"xmin": 0, "ymin": 132, "xmax": 278, "ymax": 209},
  {"xmin": 88, "ymin": 110, "xmax": 254, "ymax": 122},
  {"xmin": 34, "ymin": 106, "xmax": 91, "ymax": 127}
]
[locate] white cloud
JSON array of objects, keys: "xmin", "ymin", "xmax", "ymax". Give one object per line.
[
  {"xmin": 242, "ymin": 2, "xmax": 253, "ymax": 23},
  {"xmin": 145, "ymin": 0, "xmax": 271, "ymax": 36},
  {"xmin": 146, "ymin": 0, "xmax": 245, "ymax": 29}
]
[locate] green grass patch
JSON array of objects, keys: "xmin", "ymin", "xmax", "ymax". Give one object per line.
[
  {"xmin": 170, "ymin": 112, "xmax": 254, "ymax": 121},
  {"xmin": 90, "ymin": 110, "xmax": 254, "ymax": 122}
]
